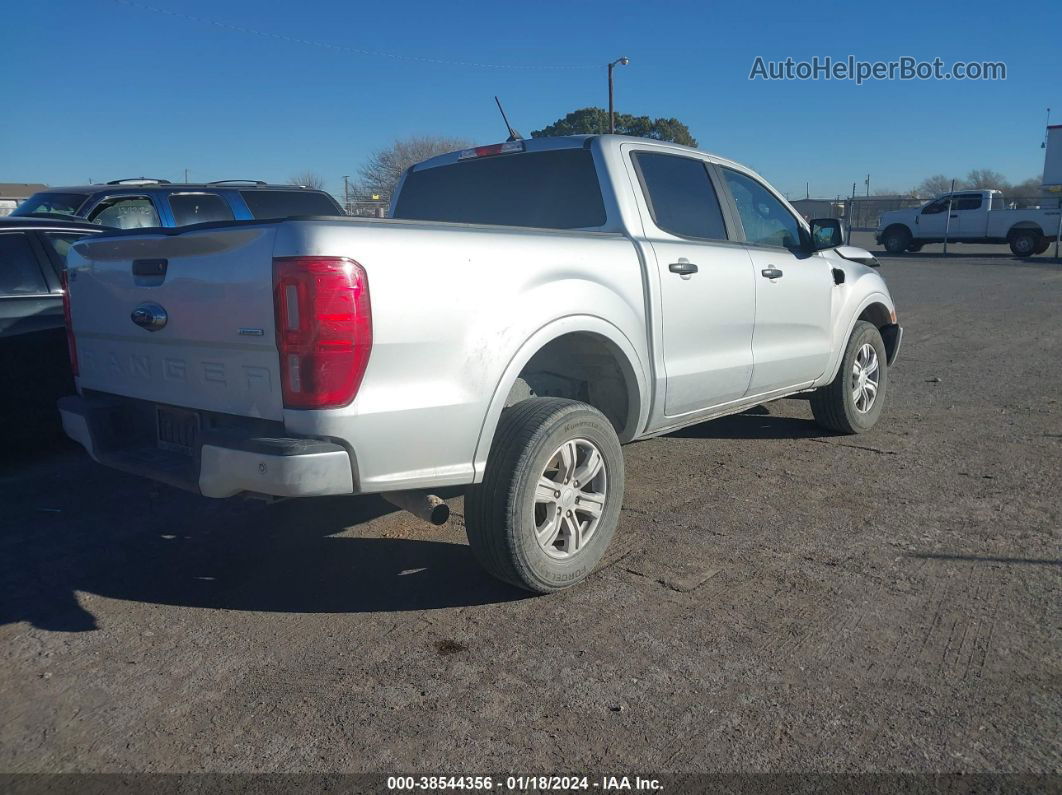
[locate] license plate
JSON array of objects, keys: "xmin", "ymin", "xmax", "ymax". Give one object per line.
[{"xmin": 156, "ymin": 406, "xmax": 200, "ymax": 456}]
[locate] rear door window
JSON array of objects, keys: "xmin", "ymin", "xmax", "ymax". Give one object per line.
[
  {"xmin": 88, "ymin": 196, "xmax": 161, "ymax": 229},
  {"xmin": 239, "ymin": 190, "xmax": 342, "ymax": 219},
  {"xmin": 632, "ymin": 152, "xmax": 728, "ymax": 240},
  {"xmin": 168, "ymin": 193, "xmax": 234, "ymax": 225},
  {"xmin": 0, "ymin": 232, "xmax": 49, "ymax": 295},
  {"xmin": 954, "ymin": 194, "xmax": 983, "ymax": 211}
]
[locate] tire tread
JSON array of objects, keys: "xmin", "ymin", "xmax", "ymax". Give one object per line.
[
  {"xmin": 810, "ymin": 320, "xmax": 886, "ymax": 434},
  {"xmin": 465, "ymin": 398, "xmax": 588, "ymax": 590}
]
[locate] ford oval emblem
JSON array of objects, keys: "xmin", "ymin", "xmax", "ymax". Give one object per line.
[{"xmin": 131, "ymin": 302, "xmax": 168, "ymax": 332}]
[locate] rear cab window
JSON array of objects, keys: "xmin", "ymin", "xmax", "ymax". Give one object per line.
[
  {"xmin": 393, "ymin": 148, "xmax": 607, "ymax": 229},
  {"xmin": 239, "ymin": 190, "xmax": 342, "ymax": 219}
]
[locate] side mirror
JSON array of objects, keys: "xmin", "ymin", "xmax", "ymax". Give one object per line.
[{"xmin": 810, "ymin": 218, "xmax": 843, "ymax": 250}]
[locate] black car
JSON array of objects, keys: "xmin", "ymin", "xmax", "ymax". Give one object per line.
[
  {"xmin": 10, "ymin": 178, "xmax": 343, "ymax": 229},
  {"xmin": 0, "ymin": 217, "xmax": 108, "ymax": 452}
]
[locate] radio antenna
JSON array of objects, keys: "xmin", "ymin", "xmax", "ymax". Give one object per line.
[{"xmin": 494, "ymin": 96, "xmax": 523, "ymax": 142}]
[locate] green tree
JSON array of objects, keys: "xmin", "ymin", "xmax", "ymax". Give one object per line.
[{"xmin": 531, "ymin": 107, "xmax": 697, "ymax": 147}]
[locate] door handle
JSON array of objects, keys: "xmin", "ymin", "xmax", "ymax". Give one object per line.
[
  {"xmin": 669, "ymin": 259, "xmax": 698, "ymax": 275},
  {"xmin": 761, "ymin": 267, "xmax": 784, "ymax": 279},
  {"xmin": 949, "ymin": 213, "xmax": 958, "ymax": 218}
]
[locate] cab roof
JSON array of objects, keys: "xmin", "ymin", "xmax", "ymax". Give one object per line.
[{"xmin": 31, "ymin": 182, "xmax": 328, "ymax": 195}]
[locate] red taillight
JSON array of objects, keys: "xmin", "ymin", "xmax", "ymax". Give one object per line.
[
  {"xmin": 60, "ymin": 269, "xmax": 78, "ymax": 376},
  {"xmin": 273, "ymin": 256, "xmax": 372, "ymax": 409}
]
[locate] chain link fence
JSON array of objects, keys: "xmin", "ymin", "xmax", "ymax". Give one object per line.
[
  {"xmin": 342, "ymin": 191, "xmax": 390, "ymax": 218},
  {"xmin": 793, "ymin": 194, "xmax": 1061, "ymax": 233}
]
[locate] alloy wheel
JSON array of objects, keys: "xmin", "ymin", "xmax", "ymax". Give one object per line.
[{"xmin": 533, "ymin": 439, "xmax": 607, "ymax": 559}]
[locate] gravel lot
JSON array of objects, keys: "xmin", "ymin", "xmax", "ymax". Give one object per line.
[{"xmin": 1, "ymin": 250, "xmax": 1059, "ymax": 780}]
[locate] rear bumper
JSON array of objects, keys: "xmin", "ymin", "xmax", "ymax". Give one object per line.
[{"xmin": 58, "ymin": 394, "xmax": 354, "ymax": 498}]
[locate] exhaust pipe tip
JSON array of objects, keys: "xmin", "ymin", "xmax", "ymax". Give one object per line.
[
  {"xmin": 383, "ymin": 490, "xmax": 450, "ymax": 526},
  {"xmin": 427, "ymin": 500, "xmax": 450, "ymax": 525}
]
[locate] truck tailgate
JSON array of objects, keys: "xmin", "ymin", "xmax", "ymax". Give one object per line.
[{"xmin": 67, "ymin": 225, "xmax": 284, "ymax": 420}]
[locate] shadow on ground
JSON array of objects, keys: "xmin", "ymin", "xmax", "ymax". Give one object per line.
[{"xmin": 0, "ymin": 484, "xmax": 527, "ymax": 632}]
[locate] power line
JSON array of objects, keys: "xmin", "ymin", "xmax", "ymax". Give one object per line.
[{"xmin": 110, "ymin": 0, "xmax": 601, "ymax": 71}]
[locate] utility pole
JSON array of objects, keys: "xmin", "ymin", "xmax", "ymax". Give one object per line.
[
  {"xmin": 607, "ymin": 57, "xmax": 630, "ymax": 134},
  {"xmin": 865, "ymin": 173, "xmax": 870, "ymax": 196},
  {"xmin": 846, "ymin": 182, "xmax": 856, "ymax": 244},
  {"xmin": 184, "ymin": 168, "xmax": 189, "ymax": 183},
  {"xmin": 343, "ymin": 175, "xmax": 350, "ymax": 214},
  {"xmin": 806, "ymin": 182, "xmax": 809, "ymax": 199},
  {"xmin": 943, "ymin": 178, "xmax": 956, "ymax": 256}
]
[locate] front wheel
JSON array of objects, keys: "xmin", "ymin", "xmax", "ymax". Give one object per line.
[
  {"xmin": 882, "ymin": 227, "xmax": 912, "ymax": 254},
  {"xmin": 810, "ymin": 321, "xmax": 888, "ymax": 434},
  {"xmin": 464, "ymin": 398, "xmax": 624, "ymax": 593}
]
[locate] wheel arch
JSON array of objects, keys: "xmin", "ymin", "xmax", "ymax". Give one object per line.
[
  {"xmin": 1007, "ymin": 222, "xmax": 1044, "ymax": 238},
  {"xmin": 822, "ymin": 292, "xmax": 897, "ymax": 385},
  {"xmin": 471, "ymin": 317, "xmax": 649, "ymax": 482},
  {"xmin": 882, "ymin": 222, "xmax": 913, "ymax": 238},
  {"xmin": 858, "ymin": 301, "xmax": 901, "ymax": 365}
]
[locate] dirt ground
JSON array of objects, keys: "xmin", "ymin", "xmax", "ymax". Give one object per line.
[{"xmin": 1, "ymin": 251, "xmax": 1059, "ymax": 782}]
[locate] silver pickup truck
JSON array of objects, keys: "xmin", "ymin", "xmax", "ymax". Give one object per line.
[{"xmin": 59, "ymin": 135, "xmax": 902, "ymax": 592}]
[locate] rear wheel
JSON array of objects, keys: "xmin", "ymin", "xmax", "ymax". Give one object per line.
[
  {"xmin": 810, "ymin": 321, "xmax": 888, "ymax": 434},
  {"xmin": 1034, "ymin": 238, "xmax": 1051, "ymax": 255},
  {"xmin": 1009, "ymin": 231, "xmax": 1039, "ymax": 257},
  {"xmin": 464, "ymin": 398, "xmax": 624, "ymax": 593},
  {"xmin": 882, "ymin": 227, "xmax": 912, "ymax": 254}
]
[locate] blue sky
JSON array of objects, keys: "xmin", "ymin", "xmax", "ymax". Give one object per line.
[{"xmin": 2, "ymin": 0, "xmax": 1058, "ymax": 199}]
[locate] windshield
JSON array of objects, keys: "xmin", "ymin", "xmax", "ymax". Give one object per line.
[
  {"xmin": 11, "ymin": 192, "xmax": 87, "ymax": 217},
  {"xmin": 393, "ymin": 148, "xmax": 607, "ymax": 229}
]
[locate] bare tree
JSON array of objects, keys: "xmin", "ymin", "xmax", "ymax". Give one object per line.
[
  {"xmin": 915, "ymin": 174, "xmax": 963, "ymax": 198},
  {"xmin": 1011, "ymin": 175, "xmax": 1044, "ymax": 196},
  {"xmin": 358, "ymin": 135, "xmax": 472, "ymax": 202},
  {"xmin": 289, "ymin": 171, "xmax": 325, "ymax": 190},
  {"xmin": 964, "ymin": 168, "xmax": 1010, "ymax": 191}
]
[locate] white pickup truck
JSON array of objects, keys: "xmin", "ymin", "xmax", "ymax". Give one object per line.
[
  {"xmin": 876, "ymin": 189, "xmax": 1062, "ymax": 256},
  {"xmin": 59, "ymin": 135, "xmax": 902, "ymax": 592}
]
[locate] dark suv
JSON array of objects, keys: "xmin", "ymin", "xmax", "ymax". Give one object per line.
[{"xmin": 11, "ymin": 178, "xmax": 344, "ymax": 229}]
